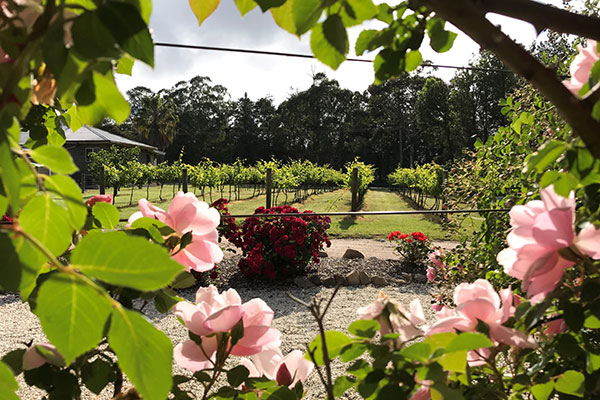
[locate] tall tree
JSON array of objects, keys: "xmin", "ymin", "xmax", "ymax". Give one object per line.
[{"xmin": 128, "ymin": 89, "xmax": 179, "ymax": 151}]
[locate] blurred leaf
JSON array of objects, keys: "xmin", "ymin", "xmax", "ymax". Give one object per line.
[
  {"xmin": 311, "ymin": 22, "xmax": 346, "ymax": 70},
  {"xmin": 77, "ymin": 72, "xmax": 130, "ymax": 125},
  {"xmin": 437, "ymin": 351, "xmax": 467, "ymax": 373},
  {"xmin": 340, "ymin": 342, "xmax": 368, "ymax": 362},
  {"xmin": 0, "ymin": 139, "xmax": 21, "ymax": 212},
  {"xmin": 531, "ymin": 381, "xmax": 554, "ymax": 400},
  {"xmin": 255, "ymin": 0, "xmax": 285, "ymax": 12},
  {"xmin": 20, "ymin": 194, "xmax": 72, "ymax": 257},
  {"xmin": 235, "ymin": 0, "xmax": 257, "ymax": 15},
  {"xmin": 0, "ymin": 361, "xmax": 19, "ymax": 400},
  {"xmin": 587, "ymin": 352, "xmax": 600, "ymax": 374},
  {"xmin": 333, "ymin": 376, "xmax": 355, "ymax": 397},
  {"xmin": 376, "ymin": 3, "xmax": 393, "ymax": 23},
  {"xmin": 98, "ymin": 1, "xmax": 154, "ymax": 67},
  {"xmin": 227, "ymin": 365, "xmax": 249, "ymax": 387},
  {"xmin": 584, "ymin": 315, "xmax": 600, "ymax": 329},
  {"xmin": 560, "ymin": 301, "xmax": 584, "ymax": 331},
  {"xmin": 526, "ymin": 140, "xmax": 566, "ymax": 173},
  {"xmin": 348, "ymin": 319, "xmax": 379, "ymax": 338},
  {"xmin": 346, "ymin": 0, "xmax": 377, "ymax": 21},
  {"xmin": 446, "ymin": 332, "xmax": 493, "ymax": 352},
  {"xmin": 71, "ymin": 231, "xmax": 183, "ymax": 291},
  {"xmin": 405, "ymin": 50, "xmax": 422, "ymax": 71},
  {"xmin": 270, "ymin": 0, "xmax": 295, "ymax": 34},
  {"xmin": 293, "ymin": 0, "xmax": 321, "ymax": 35},
  {"xmin": 2, "ymin": 349, "xmax": 25, "ymax": 375},
  {"xmin": 426, "ymin": 18, "xmax": 457, "ymax": 53},
  {"xmin": 189, "ymin": 0, "xmax": 221, "ymax": 27},
  {"xmin": 154, "ymin": 288, "xmax": 182, "ymax": 313},
  {"xmin": 374, "ymin": 49, "xmax": 404, "ymax": 82},
  {"xmin": 71, "ymin": 11, "xmax": 120, "ymax": 59},
  {"xmin": 261, "ymin": 386, "xmax": 296, "ymax": 400},
  {"xmin": 108, "ymin": 308, "xmax": 173, "ymax": 400},
  {"xmin": 306, "ymin": 331, "xmax": 351, "ymax": 366},
  {"xmin": 116, "ymin": 56, "xmax": 135, "ymax": 75},
  {"xmin": 355, "ymin": 29, "xmax": 378, "ymax": 56},
  {"xmin": 323, "ymin": 15, "xmax": 348, "ymax": 59},
  {"xmin": 36, "ymin": 273, "xmax": 112, "ymax": 364},
  {"xmin": 554, "ymin": 370, "xmax": 584, "ymax": 397},
  {"xmin": 400, "ymin": 342, "xmax": 431, "ymax": 362},
  {"xmin": 170, "ymin": 272, "xmax": 196, "ymax": 289},
  {"xmin": 92, "ymin": 202, "xmax": 120, "ymax": 229},
  {"xmin": 81, "ymin": 358, "xmax": 116, "ymax": 394},
  {"xmin": 44, "ymin": 175, "xmax": 87, "ymax": 231}
]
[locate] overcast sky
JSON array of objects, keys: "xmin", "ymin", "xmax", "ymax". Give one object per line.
[{"xmin": 115, "ymin": 0, "xmax": 565, "ymax": 105}]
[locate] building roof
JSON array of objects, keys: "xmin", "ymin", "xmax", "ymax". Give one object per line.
[{"xmin": 20, "ymin": 125, "xmax": 165, "ymax": 155}]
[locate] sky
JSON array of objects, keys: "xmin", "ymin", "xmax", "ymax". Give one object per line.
[{"xmin": 114, "ymin": 0, "xmax": 563, "ymax": 105}]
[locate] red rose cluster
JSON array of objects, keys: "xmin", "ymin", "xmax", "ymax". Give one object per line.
[
  {"xmin": 388, "ymin": 231, "xmax": 432, "ymax": 264},
  {"xmin": 231, "ymin": 205, "xmax": 331, "ymax": 280},
  {"xmin": 211, "ymin": 198, "xmax": 240, "ymax": 246}
]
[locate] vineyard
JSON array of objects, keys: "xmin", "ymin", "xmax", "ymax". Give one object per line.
[
  {"xmin": 387, "ymin": 163, "xmax": 444, "ymax": 209},
  {"xmin": 89, "ymin": 147, "xmax": 376, "ymax": 207}
]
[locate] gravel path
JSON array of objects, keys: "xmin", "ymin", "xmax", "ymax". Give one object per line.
[{"xmin": 1, "ymin": 240, "xmax": 440, "ymax": 399}]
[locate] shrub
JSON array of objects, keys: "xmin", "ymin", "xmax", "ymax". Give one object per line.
[
  {"xmin": 388, "ymin": 231, "xmax": 432, "ymax": 264},
  {"xmin": 229, "ymin": 205, "xmax": 331, "ymax": 280}
]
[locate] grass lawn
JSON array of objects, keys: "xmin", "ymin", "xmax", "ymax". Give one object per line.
[{"xmin": 86, "ymin": 184, "xmax": 478, "ymax": 240}]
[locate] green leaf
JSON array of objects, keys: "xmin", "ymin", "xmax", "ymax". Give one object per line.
[
  {"xmin": 116, "ymin": 55, "xmax": 135, "ymax": 75},
  {"xmin": 44, "ymin": 175, "xmax": 87, "ymax": 231},
  {"xmin": 446, "ymin": 332, "xmax": 494, "ymax": 352},
  {"xmin": 311, "ymin": 22, "xmax": 346, "ymax": 70},
  {"xmin": 425, "ymin": 332, "xmax": 456, "ymax": 350},
  {"xmin": 531, "ymin": 381, "xmax": 553, "ymax": 400},
  {"xmin": 345, "ymin": 0, "xmax": 377, "ymax": 21},
  {"xmin": 552, "ymin": 174, "xmax": 578, "ymax": 197},
  {"xmin": 584, "ymin": 315, "xmax": 600, "ymax": 329},
  {"xmin": 0, "ymin": 361, "xmax": 19, "ymax": 400},
  {"xmin": 427, "ymin": 18, "xmax": 457, "ymax": 53},
  {"xmin": 377, "ymin": 384, "xmax": 403, "ymax": 399},
  {"xmin": 154, "ymin": 288, "xmax": 182, "ymax": 313},
  {"xmin": 16, "ymin": 157, "xmax": 37, "ymax": 204},
  {"xmin": 235, "ymin": 0, "xmax": 257, "ymax": 15},
  {"xmin": 376, "ymin": 3, "xmax": 393, "ymax": 23},
  {"xmin": 0, "ymin": 139, "xmax": 21, "ymax": 212},
  {"xmin": 405, "ymin": 50, "xmax": 422, "ymax": 71},
  {"xmin": 340, "ymin": 342, "xmax": 368, "ymax": 362},
  {"xmin": 322, "ymin": 15, "xmax": 348, "ymax": 58},
  {"xmin": 189, "ymin": 0, "xmax": 221, "ymax": 27},
  {"xmin": 36, "ymin": 273, "xmax": 112, "ymax": 365},
  {"xmin": 77, "ymin": 72, "xmax": 131, "ymax": 125},
  {"xmin": 437, "ymin": 351, "xmax": 467, "ymax": 373},
  {"xmin": 108, "ymin": 308, "xmax": 173, "ymax": 400},
  {"xmin": 348, "ymin": 319, "xmax": 379, "ymax": 338},
  {"xmin": 355, "ymin": 29, "xmax": 378, "ymax": 56},
  {"xmin": 539, "ymin": 170, "xmax": 561, "ymax": 188},
  {"xmin": 255, "ymin": 0, "xmax": 285, "ymax": 12},
  {"xmin": 6, "ymin": 235, "xmax": 46, "ymax": 299},
  {"xmin": 170, "ymin": 271, "xmax": 196, "ymax": 289},
  {"xmin": 81, "ymin": 358, "xmax": 117, "ymax": 394},
  {"xmin": 306, "ymin": 331, "xmax": 351, "ymax": 366},
  {"xmin": 333, "ymin": 376, "xmax": 355, "ymax": 397},
  {"xmin": 261, "ymin": 385, "xmax": 296, "ymax": 400},
  {"xmin": 71, "ymin": 231, "xmax": 183, "ymax": 291},
  {"xmin": 130, "ymin": 216, "xmax": 175, "ymax": 243},
  {"xmin": 2, "ymin": 349, "xmax": 25, "ymax": 375},
  {"xmin": 587, "ymin": 352, "xmax": 600, "ymax": 374},
  {"xmin": 98, "ymin": 1, "xmax": 154, "ymax": 67},
  {"xmin": 400, "ymin": 342, "xmax": 431, "ymax": 362},
  {"xmin": 227, "ymin": 365, "xmax": 250, "ymax": 387},
  {"xmin": 92, "ymin": 202, "xmax": 120, "ymax": 229},
  {"xmin": 293, "ymin": 0, "xmax": 321, "ymax": 36},
  {"xmin": 71, "ymin": 11, "xmax": 120, "ymax": 59},
  {"xmin": 561, "ymin": 302, "xmax": 584, "ymax": 331},
  {"xmin": 554, "ymin": 370, "xmax": 584, "ymax": 397},
  {"xmin": 270, "ymin": 0, "xmax": 295, "ymax": 34},
  {"xmin": 20, "ymin": 194, "xmax": 73, "ymax": 257},
  {"xmin": 373, "ymin": 49, "xmax": 404, "ymax": 83},
  {"xmin": 526, "ymin": 140, "xmax": 567, "ymax": 173}
]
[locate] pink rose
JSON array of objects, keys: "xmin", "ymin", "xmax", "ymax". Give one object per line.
[
  {"xmin": 497, "ymin": 186, "xmax": 600, "ymax": 302},
  {"xmin": 22, "ymin": 342, "xmax": 63, "ymax": 370},
  {"xmin": 426, "ymin": 279, "xmax": 536, "ymax": 349},
  {"xmin": 128, "ymin": 192, "xmax": 223, "ymax": 272},
  {"xmin": 426, "ymin": 267, "xmax": 436, "ymax": 283},
  {"xmin": 85, "ymin": 194, "xmax": 113, "ymax": 207},
  {"xmin": 358, "ymin": 293, "xmax": 425, "ymax": 343},
  {"xmin": 428, "ymin": 248, "xmax": 445, "ymax": 269},
  {"xmin": 563, "ymin": 40, "xmax": 599, "ymax": 96},
  {"xmin": 173, "ymin": 286, "xmax": 281, "ymax": 372},
  {"xmin": 240, "ymin": 348, "xmax": 313, "ymax": 388},
  {"xmin": 431, "ymin": 303, "xmax": 443, "ymax": 312},
  {"xmin": 544, "ymin": 317, "xmax": 567, "ymax": 336}
]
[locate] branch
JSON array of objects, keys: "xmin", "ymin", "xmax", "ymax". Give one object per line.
[
  {"xmin": 472, "ymin": 0, "xmax": 600, "ymax": 41},
  {"xmin": 413, "ymin": 0, "xmax": 600, "ymax": 159}
]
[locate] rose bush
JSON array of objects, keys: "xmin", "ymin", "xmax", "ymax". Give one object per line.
[
  {"xmin": 388, "ymin": 231, "xmax": 432, "ymax": 265},
  {"xmin": 227, "ymin": 205, "xmax": 331, "ymax": 280}
]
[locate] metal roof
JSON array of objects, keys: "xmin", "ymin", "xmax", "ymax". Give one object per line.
[{"xmin": 20, "ymin": 125, "xmax": 165, "ymax": 155}]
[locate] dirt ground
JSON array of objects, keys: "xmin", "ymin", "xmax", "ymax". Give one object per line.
[{"xmin": 223, "ymin": 238, "xmax": 459, "ymax": 259}]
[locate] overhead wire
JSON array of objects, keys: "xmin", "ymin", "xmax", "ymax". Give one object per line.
[{"xmin": 154, "ymin": 42, "xmax": 516, "ymax": 74}]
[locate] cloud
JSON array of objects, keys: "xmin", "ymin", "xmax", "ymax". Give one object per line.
[{"xmin": 115, "ymin": 0, "xmax": 560, "ymax": 105}]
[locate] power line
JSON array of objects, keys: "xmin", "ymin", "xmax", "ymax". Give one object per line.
[{"xmin": 154, "ymin": 42, "xmax": 515, "ymax": 74}]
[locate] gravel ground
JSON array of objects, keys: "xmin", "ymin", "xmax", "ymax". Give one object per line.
[{"xmin": 1, "ymin": 253, "xmax": 437, "ymax": 399}]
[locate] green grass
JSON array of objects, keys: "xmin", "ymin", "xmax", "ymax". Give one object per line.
[{"xmin": 85, "ymin": 185, "xmax": 477, "ymax": 240}]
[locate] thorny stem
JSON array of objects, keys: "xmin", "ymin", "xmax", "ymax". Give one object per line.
[{"xmin": 288, "ymin": 287, "xmax": 339, "ymax": 400}]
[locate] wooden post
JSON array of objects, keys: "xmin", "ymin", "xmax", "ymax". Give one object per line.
[
  {"xmin": 99, "ymin": 166, "xmax": 105, "ymax": 195},
  {"xmin": 351, "ymin": 167, "xmax": 358, "ymax": 212},
  {"xmin": 398, "ymin": 128, "xmax": 403, "ymax": 168},
  {"xmin": 265, "ymin": 168, "xmax": 272, "ymax": 209},
  {"xmin": 182, "ymin": 168, "xmax": 188, "ymax": 193}
]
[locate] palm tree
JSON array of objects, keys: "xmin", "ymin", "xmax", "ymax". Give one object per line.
[{"xmin": 128, "ymin": 88, "xmax": 179, "ymax": 151}]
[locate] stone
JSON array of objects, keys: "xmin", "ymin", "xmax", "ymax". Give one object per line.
[
  {"xmin": 294, "ymin": 276, "xmax": 315, "ymax": 288},
  {"xmin": 322, "ymin": 276, "xmax": 336, "ymax": 287},
  {"xmin": 371, "ymin": 276, "xmax": 388, "ymax": 287},
  {"xmin": 308, "ymin": 274, "xmax": 322, "ymax": 286},
  {"xmin": 334, "ymin": 273, "xmax": 349, "ymax": 286},
  {"xmin": 318, "ymin": 251, "xmax": 328, "ymax": 258},
  {"xmin": 342, "ymin": 249, "xmax": 365, "ymax": 259},
  {"xmin": 358, "ymin": 270, "xmax": 371, "ymax": 285},
  {"xmin": 400, "ymin": 272, "xmax": 412, "ymax": 282},
  {"xmin": 413, "ymin": 274, "xmax": 428, "ymax": 284},
  {"xmin": 346, "ymin": 270, "xmax": 360, "ymax": 285}
]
